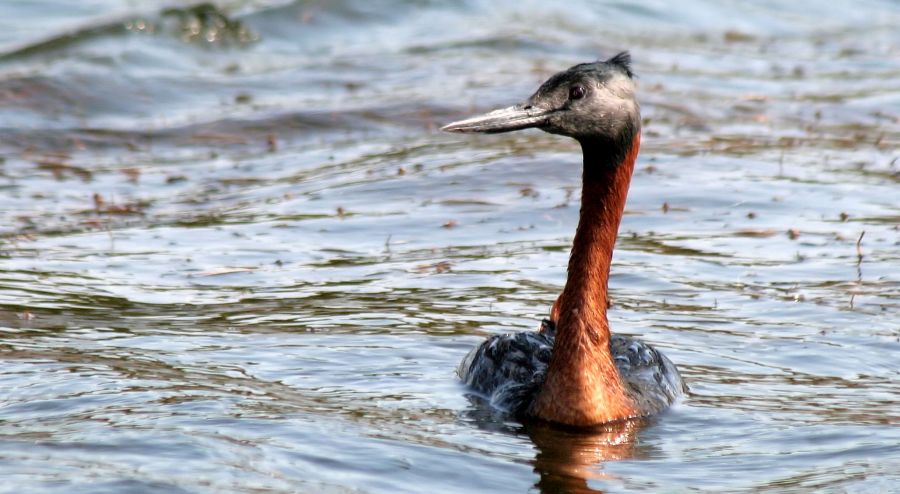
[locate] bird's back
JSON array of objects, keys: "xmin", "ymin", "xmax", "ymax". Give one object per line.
[{"xmin": 458, "ymin": 320, "xmax": 685, "ymax": 418}]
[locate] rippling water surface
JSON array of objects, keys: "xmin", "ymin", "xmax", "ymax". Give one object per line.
[{"xmin": 1, "ymin": 1, "xmax": 898, "ymax": 492}]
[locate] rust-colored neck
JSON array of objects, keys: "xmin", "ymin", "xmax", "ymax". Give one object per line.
[{"xmin": 531, "ymin": 132, "xmax": 641, "ymax": 426}]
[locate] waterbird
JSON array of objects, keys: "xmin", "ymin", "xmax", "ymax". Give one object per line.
[{"xmin": 443, "ymin": 52, "xmax": 685, "ymax": 427}]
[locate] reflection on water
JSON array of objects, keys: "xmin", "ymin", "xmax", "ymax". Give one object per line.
[
  {"xmin": 1, "ymin": 0, "xmax": 899, "ymax": 492},
  {"xmin": 463, "ymin": 395, "xmax": 653, "ymax": 493},
  {"xmin": 528, "ymin": 419, "xmax": 649, "ymax": 494}
]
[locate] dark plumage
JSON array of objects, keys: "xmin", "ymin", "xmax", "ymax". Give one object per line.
[{"xmin": 458, "ymin": 320, "xmax": 685, "ymax": 418}]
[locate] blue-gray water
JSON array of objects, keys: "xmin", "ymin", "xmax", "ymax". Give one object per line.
[{"xmin": 1, "ymin": 1, "xmax": 898, "ymax": 492}]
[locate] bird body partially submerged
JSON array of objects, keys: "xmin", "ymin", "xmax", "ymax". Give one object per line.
[
  {"xmin": 445, "ymin": 52, "xmax": 686, "ymax": 427},
  {"xmin": 458, "ymin": 320, "xmax": 684, "ymax": 421}
]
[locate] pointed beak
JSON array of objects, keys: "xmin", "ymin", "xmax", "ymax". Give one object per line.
[{"xmin": 441, "ymin": 105, "xmax": 553, "ymax": 134}]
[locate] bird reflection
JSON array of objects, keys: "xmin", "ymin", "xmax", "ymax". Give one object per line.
[
  {"xmin": 462, "ymin": 396, "xmax": 655, "ymax": 493},
  {"xmin": 527, "ymin": 418, "xmax": 649, "ymax": 493}
]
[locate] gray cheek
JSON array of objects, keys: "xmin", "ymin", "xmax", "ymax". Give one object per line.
[{"xmin": 537, "ymin": 116, "xmax": 567, "ymax": 136}]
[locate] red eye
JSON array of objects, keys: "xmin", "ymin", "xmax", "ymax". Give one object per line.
[{"xmin": 569, "ymin": 85, "xmax": 586, "ymax": 100}]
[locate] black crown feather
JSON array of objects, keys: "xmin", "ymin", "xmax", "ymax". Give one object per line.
[{"xmin": 606, "ymin": 51, "xmax": 634, "ymax": 78}]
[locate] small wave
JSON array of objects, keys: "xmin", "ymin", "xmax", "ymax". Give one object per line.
[{"xmin": 0, "ymin": 3, "xmax": 257, "ymax": 62}]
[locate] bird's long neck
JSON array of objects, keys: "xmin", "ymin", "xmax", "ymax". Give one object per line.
[{"xmin": 531, "ymin": 131, "xmax": 641, "ymax": 426}]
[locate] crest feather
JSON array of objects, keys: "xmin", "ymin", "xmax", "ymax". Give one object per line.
[{"xmin": 606, "ymin": 51, "xmax": 634, "ymax": 78}]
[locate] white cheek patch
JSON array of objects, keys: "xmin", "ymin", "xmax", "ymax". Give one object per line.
[
  {"xmin": 594, "ymin": 75, "xmax": 639, "ymax": 123},
  {"xmin": 604, "ymin": 73, "xmax": 635, "ymax": 99}
]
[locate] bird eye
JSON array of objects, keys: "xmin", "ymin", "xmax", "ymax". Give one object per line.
[{"xmin": 569, "ymin": 85, "xmax": 586, "ymax": 100}]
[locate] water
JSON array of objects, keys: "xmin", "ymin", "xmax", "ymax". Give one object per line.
[{"xmin": 1, "ymin": 1, "xmax": 898, "ymax": 492}]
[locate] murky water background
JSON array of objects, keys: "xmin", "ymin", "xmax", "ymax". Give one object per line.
[{"xmin": 1, "ymin": 1, "xmax": 898, "ymax": 492}]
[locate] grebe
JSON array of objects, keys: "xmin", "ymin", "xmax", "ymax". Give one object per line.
[{"xmin": 444, "ymin": 52, "xmax": 685, "ymax": 427}]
